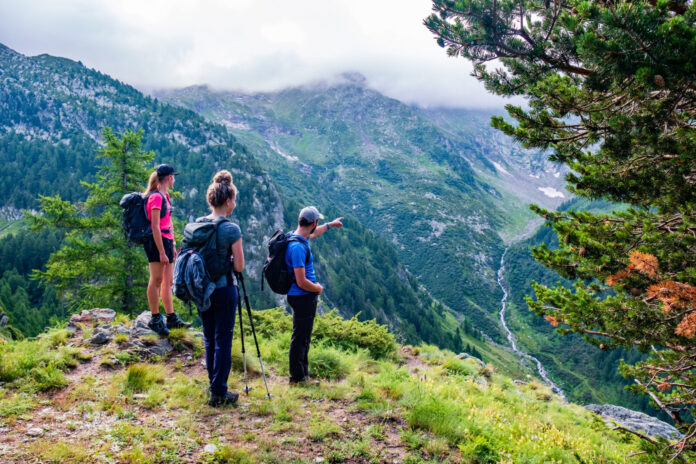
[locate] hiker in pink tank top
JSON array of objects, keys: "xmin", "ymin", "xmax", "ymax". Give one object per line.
[{"xmin": 142, "ymin": 164, "xmax": 190, "ymax": 335}]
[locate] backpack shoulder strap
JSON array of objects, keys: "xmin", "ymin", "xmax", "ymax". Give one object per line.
[
  {"xmin": 288, "ymin": 236, "xmax": 311, "ymax": 265},
  {"xmin": 144, "ymin": 191, "xmax": 168, "ymax": 219}
]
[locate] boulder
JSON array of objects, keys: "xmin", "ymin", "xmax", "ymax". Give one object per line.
[
  {"xmin": 585, "ymin": 404, "xmax": 683, "ymax": 440},
  {"xmin": 132, "ymin": 311, "xmax": 157, "ymax": 337},
  {"xmin": 69, "ymin": 308, "xmax": 116, "ymax": 326},
  {"xmin": 0, "ymin": 313, "xmax": 7, "ymax": 328},
  {"xmin": 145, "ymin": 338, "xmax": 173, "ymax": 357},
  {"xmin": 87, "ymin": 325, "xmax": 114, "ymax": 345}
]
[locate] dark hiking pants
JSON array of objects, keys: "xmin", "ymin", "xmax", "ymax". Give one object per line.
[
  {"xmin": 200, "ymin": 285, "xmax": 238, "ymax": 396},
  {"xmin": 287, "ymin": 293, "xmax": 318, "ymax": 381}
]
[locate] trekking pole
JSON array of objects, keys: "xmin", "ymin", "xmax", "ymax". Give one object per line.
[
  {"xmin": 236, "ymin": 287, "xmax": 251, "ymax": 395},
  {"xmin": 236, "ymin": 272, "xmax": 272, "ymax": 399}
]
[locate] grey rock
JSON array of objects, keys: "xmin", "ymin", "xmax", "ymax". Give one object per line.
[
  {"xmin": 131, "ymin": 327, "xmax": 157, "ymax": 338},
  {"xmin": 26, "ymin": 427, "xmax": 43, "ymax": 437},
  {"xmin": 134, "ymin": 311, "xmax": 153, "ymax": 330},
  {"xmin": 69, "ymin": 308, "xmax": 116, "ymax": 325},
  {"xmin": 87, "ymin": 326, "xmax": 114, "ymax": 345},
  {"xmin": 115, "ymin": 323, "xmax": 130, "ymax": 335},
  {"xmin": 146, "ymin": 338, "xmax": 173, "ymax": 356},
  {"xmin": 0, "ymin": 314, "xmax": 8, "ymax": 328},
  {"xmin": 585, "ymin": 404, "xmax": 683, "ymax": 440},
  {"xmin": 65, "ymin": 324, "xmax": 77, "ymax": 334},
  {"xmin": 203, "ymin": 443, "xmax": 218, "ymax": 454}
]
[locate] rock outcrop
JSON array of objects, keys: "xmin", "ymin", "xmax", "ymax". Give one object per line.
[{"xmin": 585, "ymin": 404, "xmax": 683, "ymax": 441}]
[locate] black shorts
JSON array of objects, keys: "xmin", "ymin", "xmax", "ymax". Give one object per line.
[{"xmin": 143, "ymin": 236, "xmax": 175, "ymax": 263}]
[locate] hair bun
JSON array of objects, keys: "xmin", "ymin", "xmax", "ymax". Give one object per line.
[{"xmin": 213, "ymin": 170, "xmax": 233, "ymax": 185}]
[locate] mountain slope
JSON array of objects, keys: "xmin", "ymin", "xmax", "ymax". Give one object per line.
[{"xmin": 157, "ymin": 76, "xmax": 568, "ymax": 341}]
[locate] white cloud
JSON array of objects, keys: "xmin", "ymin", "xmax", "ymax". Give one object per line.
[
  {"xmin": 538, "ymin": 187, "xmax": 565, "ymax": 199},
  {"xmin": 0, "ymin": 0, "xmax": 517, "ymax": 108}
]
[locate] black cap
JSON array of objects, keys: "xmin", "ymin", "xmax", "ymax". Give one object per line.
[{"xmin": 156, "ymin": 164, "xmax": 178, "ymax": 177}]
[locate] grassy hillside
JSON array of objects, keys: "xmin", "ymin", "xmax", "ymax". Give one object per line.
[{"xmin": 0, "ymin": 309, "xmax": 675, "ymax": 463}]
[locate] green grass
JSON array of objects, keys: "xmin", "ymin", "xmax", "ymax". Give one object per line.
[
  {"xmin": 0, "ymin": 328, "xmax": 89, "ymax": 392},
  {"xmin": 122, "ymin": 363, "xmax": 166, "ymax": 393},
  {"xmin": 0, "ymin": 391, "xmax": 36, "ymax": 418}
]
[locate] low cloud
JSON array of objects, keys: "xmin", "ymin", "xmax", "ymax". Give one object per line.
[{"xmin": 0, "ymin": 0, "xmax": 514, "ymax": 108}]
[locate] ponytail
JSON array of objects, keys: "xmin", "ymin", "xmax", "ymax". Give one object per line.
[{"xmin": 144, "ymin": 171, "xmax": 160, "ymax": 195}]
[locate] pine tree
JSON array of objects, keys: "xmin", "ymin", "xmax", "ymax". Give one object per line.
[
  {"xmin": 426, "ymin": 0, "xmax": 696, "ymax": 457},
  {"xmin": 28, "ymin": 128, "xmax": 154, "ymax": 315}
]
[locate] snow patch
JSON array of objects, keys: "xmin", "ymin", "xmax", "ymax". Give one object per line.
[
  {"xmin": 492, "ymin": 161, "xmax": 511, "ymax": 176},
  {"xmin": 270, "ymin": 143, "xmax": 299, "ymax": 162},
  {"xmin": 538, "ymin": 187, "xmax": 565, "ymax": 198}
]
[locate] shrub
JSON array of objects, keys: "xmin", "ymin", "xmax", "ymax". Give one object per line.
[
  {"xmin": 441, "ymin": 358, "xmax": 477, "ymax": 377},
  {"xmin": 310, "ymin": 344, "xmax": 349, "ymax": 380},
  {"xmin": 252, "ymin": 308, "xmax": 397, "ymax": 359}
]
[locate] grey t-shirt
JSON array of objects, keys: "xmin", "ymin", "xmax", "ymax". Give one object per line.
[{"xmin": 198, "ymin": 217, "xmax": 242, "ymax": 288}]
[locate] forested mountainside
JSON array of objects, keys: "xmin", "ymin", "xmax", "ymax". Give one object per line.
[
  {"xmin": 157, "ymin": 76, "xmax": 567, "ymax": 342},
  {"xmin": 0, "ymin": 43, "xmax": 490, "ymax": 359},
  {"xmin": 503, "ymin": 199, "xmax": 658, "ymax": 415}
]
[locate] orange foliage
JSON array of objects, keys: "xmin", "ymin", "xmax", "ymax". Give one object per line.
[
  {"xmin": 646, "ymin": 281, "xmax": 696, "ymax": 312},
  {"xmin": 658, "ymin": 382, "xmax": 671, "ymax": 392},
  {"xmin": 628, "ymin": 251, "xmax": 659, "ymax": 277},
  {"xmin": 545, "ymin": 315, "xmax": 559, "ymax": 327},
  {"xmin": 605, "ymin": 251, "xmax": 658, "ymax": 287},
  {"xmin": 606, "ymin": 270, "xmax": 629, "ymax": 286},
  {"xmin": 675, "ymin": 312, "xmax": 696, "ymax": 339}
]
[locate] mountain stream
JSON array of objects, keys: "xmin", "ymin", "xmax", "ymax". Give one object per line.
[{"xmin": 497, "ymin": 248, "xmax": 568, "ymax": 402}]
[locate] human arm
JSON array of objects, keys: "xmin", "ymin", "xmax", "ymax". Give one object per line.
[
  {"xmin": 293, "ymin": 267, "xmax": 323, "ymax": 294},
  {"xmin": 309, "ymin": 217, "xmax": 344, "ymax": 240},
  {"xmin": 231, "ymin": 238, "xmax": 244, "ymax": 273}
]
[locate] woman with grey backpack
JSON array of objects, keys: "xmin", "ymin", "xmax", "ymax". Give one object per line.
[{"xmin": 194, "ymin": 170, "xmax": 245, "ymax": 407}]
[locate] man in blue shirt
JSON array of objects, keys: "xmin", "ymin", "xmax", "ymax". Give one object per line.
[{"xmin": 286, "ymin": 206, "xmax": 343, "ymax": 384}]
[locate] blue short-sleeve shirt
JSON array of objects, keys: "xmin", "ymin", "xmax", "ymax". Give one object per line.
[{"xmin": 285, "ymin": 234, "xmax": 315, "ymax": 296}]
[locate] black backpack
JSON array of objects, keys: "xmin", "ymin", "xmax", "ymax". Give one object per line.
[
  {"xmin": 119, "ymin": 191, "xmax": 168, "ymax": 244},
  {"xmin": 262, "ymin": 230, "xmax": 309, "ymax": 294},
  {"xmin": 180, "ymin": 217, "xmax": 231, "ymax": 282}
]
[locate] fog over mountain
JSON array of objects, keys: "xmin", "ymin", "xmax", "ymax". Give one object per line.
[{"xmin": 0, "ymin": 0, "xmax": 519, "ymax": 108}]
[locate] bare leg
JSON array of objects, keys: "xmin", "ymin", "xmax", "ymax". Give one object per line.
[
  {"xmin": 161, "ymin": 261, "xmax": 174, "ymax": 315},
  {"xmin": 147, "ymin": 262, "xmax": 165, "ymax": 314}
]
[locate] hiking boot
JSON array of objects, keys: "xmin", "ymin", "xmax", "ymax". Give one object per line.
[
  {"xmin": 289, "ymin": 377, "xmax": 320, "ymax": 387},
  {"xmin": 208, "ymin": 391, "xmax": 239, "ymax": 407},
  {"xmin": 148, "ymin": 313, "xmax": 170, "ymax": 336},
  {"xmin": 166, "ymin": 312, "xmax": 192, "ymax": 329}
]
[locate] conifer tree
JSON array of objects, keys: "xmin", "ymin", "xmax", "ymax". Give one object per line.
[
  {"xmin": 29, "ymin": 128, "xmax": 154, "ymax": 315},
  {"xmin": 426, "ymin": 0, "xmax": 696, "ymax": 457}
]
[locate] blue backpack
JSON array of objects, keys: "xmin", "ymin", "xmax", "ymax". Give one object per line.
[
  {"xmin": 173, "ymin": 217, "xmax": 229, "ymax": 312},
  {"xmin": 119, "ymin": 191, "xmax": 168, "ymax": 244}
]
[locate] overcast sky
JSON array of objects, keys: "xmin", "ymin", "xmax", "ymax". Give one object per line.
[{"xmin": 0, "ymin": 0, "xmax": 512, "ymax": 108}]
